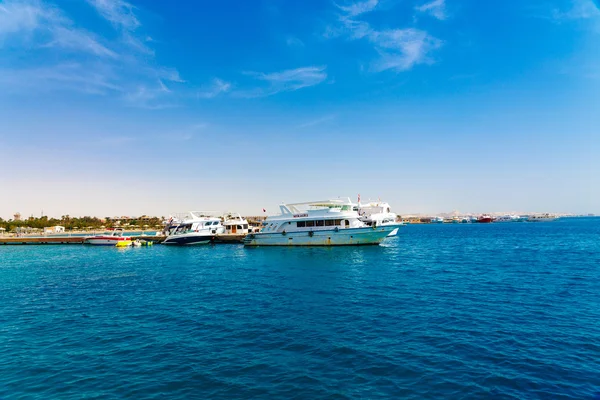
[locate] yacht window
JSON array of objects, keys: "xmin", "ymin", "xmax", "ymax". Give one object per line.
[
  {"xmin": 316, "ymin": 220, "xmax": 325, "ymax": 227},
  {"xmin": 297, "ymin": 221, "xmax": 306, "ymax": 228},
  {"xmin": 306, "ymin": 221, "xmax": 315, "ymax": 227},
  {"xmin": 243, "ymin": 224, "xmax": 248, "ymax": 229},
  {"xmin": 325, "ymin": 220, "xmax": 335, "ymax": 226},
  {"xmin": 335, "ymin": 219, "xmax": 342, "ymax": 225},
  {"xmin": 237, "ymin": 225, "xmax": 242, "ymax": 229}
]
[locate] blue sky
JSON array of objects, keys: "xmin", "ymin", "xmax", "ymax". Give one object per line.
[{"xmin": 0, "ymin": 0, "xmax": 598, "ymax": 218}]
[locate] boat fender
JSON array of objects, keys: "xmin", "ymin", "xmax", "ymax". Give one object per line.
[
  {"xmin": 308, "ymin": 231, "xmax": 314, "ymax": 237},
  {"xmin": 282, "ymin": 230, "xmax": 286, "ymax": 236},
  {"xmin": 334, "ymin": 227, "xmax": 339, "ymax": 232}
]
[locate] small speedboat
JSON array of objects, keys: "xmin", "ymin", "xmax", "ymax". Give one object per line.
[{"xmin": 84, "ymin": 228, "xmax": 131, "ymax": 246}]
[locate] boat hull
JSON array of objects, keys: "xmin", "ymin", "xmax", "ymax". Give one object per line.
[
  {"xmin": 243, "ymin": 226, "xmax": 399, "ymax": 246},
  {"xmin": 162, "ymin": 233, "xmax": 214, "ymax": 245}
]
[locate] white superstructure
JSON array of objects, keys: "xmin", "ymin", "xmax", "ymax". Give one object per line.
[
  {"xmin": 222, "ymin": 212, "xmax": 255, "ymax": 235},
  {"xmin": 495, "ymin": 214, "xmax": 522, "ymax": 223},
  {"xmin": 162, "ymin": 211, "xmax": 225, "ymax": 245},
  {"xmin": 244, "ymin": 198, "xmax": 400, "ymax": 246},
  {"xmin": 357, "ymin": 201, "xmax": 401, "ymax": 236}
]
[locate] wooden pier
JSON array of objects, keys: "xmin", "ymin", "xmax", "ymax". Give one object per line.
[
  {"xmin": 0, "ymin": 234, "xmax": 244, "ymax": 245},
  {"xmin": 0, "ymin": 237, "xmax": 85, "ymax": 245}
]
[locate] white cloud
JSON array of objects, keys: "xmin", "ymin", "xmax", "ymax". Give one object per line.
[
  {"xmin": 286, "ymin": 36, "xmax": 304, "ymax": 47},
  {"xmin": 0, "ymin": 0, "xmax": 115, "ymax": 57},
  {"xmin": 369, "ymin": 28, "xmax": 442, "ymax": 72},
  {"xmin": 86, "ymin": 0, "xmax": 140, "ymax": 31},
  {"xmin": 333, "ymin": 2, "xmax": 443, "ymax": 73},
  {"xmin": 0, "ymin": 63, "xmax": 122, "ymax": 95},
  {"xmin": 197, "ymin": 78, "xmax": 232, "ymax": 99},
  {"xmin": 47, "ymin": 26, "xmax": 117, "ymax": 58},
  {"xmin": 337, "ymin": 0, "xmax": 379, "ymax": 17},
  {"xmin": 415, "ymin": 0, "xmax": 447, "ymax": 20},
  {"xmin": 0, "ymin": 0, "xmax": 188, "ymax": 108},
  {"xmin": 236, "ymin": 66, "xmax": 327, "ymax": 97},
  {"xmin": 554, "ymin": 0, "xmax": 600, "ymax": 20},
  {"xmin": 297, "ymin": 114, "xmax": 337, "ymax": 129},
  {"xmin": 123, "ymin": 80, "xmax": 177, "ymax": 109},
  {"xmin": 0, "ymin": 0, "xmax": 58, "ymax": 35}
]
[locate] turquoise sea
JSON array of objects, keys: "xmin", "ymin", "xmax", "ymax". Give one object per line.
[{"xmin": 1, "ymin": 218, "xmax": 599, "ymax": 399}]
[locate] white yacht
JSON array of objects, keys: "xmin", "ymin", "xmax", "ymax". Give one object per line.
[
  {"xmin": 528, "ymin": 213, "xmax": 559, "ymax": 222},
  {"xmin": 495, "ymin": 214, "xmax": 521, "ymax": 223},
  {"xmin": 356, "ymin": 201, "xmax": 401, "ymax": 237},
  {"xmin": 243, "ymin": 198, "xmax": 400, "ymax": 246},
  {"xmin": 162, "ymin": 211, "xmax": 225, "ymax": 245}
]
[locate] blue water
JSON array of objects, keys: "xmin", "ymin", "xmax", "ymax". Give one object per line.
[{"xmin": 1, "ymin": 218, "xmax": 599, "ymax": 399}]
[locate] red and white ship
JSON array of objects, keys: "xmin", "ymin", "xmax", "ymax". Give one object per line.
[
  {"xmin": 84, "ymin": 228, "xmax": 131, "ymax": 246},
  {"xmin": 477, "ymin": 215, "xmax": 493, "ymax": 223}
]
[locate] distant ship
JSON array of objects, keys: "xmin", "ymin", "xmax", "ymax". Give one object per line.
[
  {"xmin": 528, "ymin": 214, "xmax": 559, "ymax": 222},
  {"xmin": 495, "ymin": 214, "xmax": 522, "ymax": 223},
  {"xmin": 477, "ymin": 215, "xmax": 493, "ymax": 223}
]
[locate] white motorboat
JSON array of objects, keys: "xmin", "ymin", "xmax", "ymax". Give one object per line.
[
  {"xmin": 243, "ymin": 198, "xmax": 400, "ymax": 246},
  {"xmin": 495, "ymin": 214, "xmax": 521, "ymax": 223},
  {"xmin": 84, "ymin": 228, "xmax": 131, "ymax": 246},
  {"xmin": 162, "ymin": 211, "xmax": 225, "ymax": 245},
  {"xmin": 528, "ymin": 213, "xmax": 559, "ymax": 222},
  {"xmin": 357, "ymin": 201, "xmax": 401, "ymax": 236}
]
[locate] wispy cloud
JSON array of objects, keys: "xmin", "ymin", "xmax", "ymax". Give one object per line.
[
  {"xmin": 415, "ymin": 0, "xmax": 447, "ymax": 20},
  {"xmin": 86, "ymin": 0, "xmax": 140, "ymax": 31},
  {"xmin": 122, "ymin": 80, "xmax": 179, "ymax": 109},
  {"xmin": 0, "ymin": 62, "xmax": 123, "ymax": 95},
  {"xmin": 297, "ymin": 114, "xmax": 337, "ymax": 129},
  {"xmin": 47, "ymin": 26, "xmax": 117, "ymax": 57},
  {"xmin": 553, "ymin": 0, "xmax": 600, "ymax": 20},
  {"xmin": 369, "ymin": 28, "xmax": 443, "ymax": 72},
  {"xmin": 0, "ymin": 0, "xmax": 115, "ymax": 57},
  {"xmin": 330, "ymin": 2, "xmax": 443, "ymax": 72},
  {"xmin": 336, "ymin": 0, "xmax": 379, "ymax": 17},
  {"xmin": 286, "ymin": 36, "xmax": 305, "ymax": 47},
  {"xmin": 236, "ymin": 66, "xmax": 328, "ymax": 98},
  {"xmin": 0, "ymin": 0, "xmax": 186, "ymax": 108},
  {"xmin": 197, "ymin": 78, "xmax": 232, "ymax": 99}
]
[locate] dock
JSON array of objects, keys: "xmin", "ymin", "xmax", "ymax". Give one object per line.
[
  {"xmin": 0, "ymin": 234, "xmax": 245, "ymax": 245},
  {"xmin": 0, "ymin": 237, "xmax": 86, "ymax": 245}
]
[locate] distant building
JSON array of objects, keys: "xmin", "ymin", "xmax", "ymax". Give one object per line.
[
  {"xmin": 43, "ymin": 226, "xmax": 65, "ymax": 234},
  {"xmin": 13, "ymin": 212, "xmax": 21, "ymax": 221}
]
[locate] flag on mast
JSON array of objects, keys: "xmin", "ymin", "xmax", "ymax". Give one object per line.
[{"xmin": 358, "ymin": 194, "xmax": 361, "ymax": 204}]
